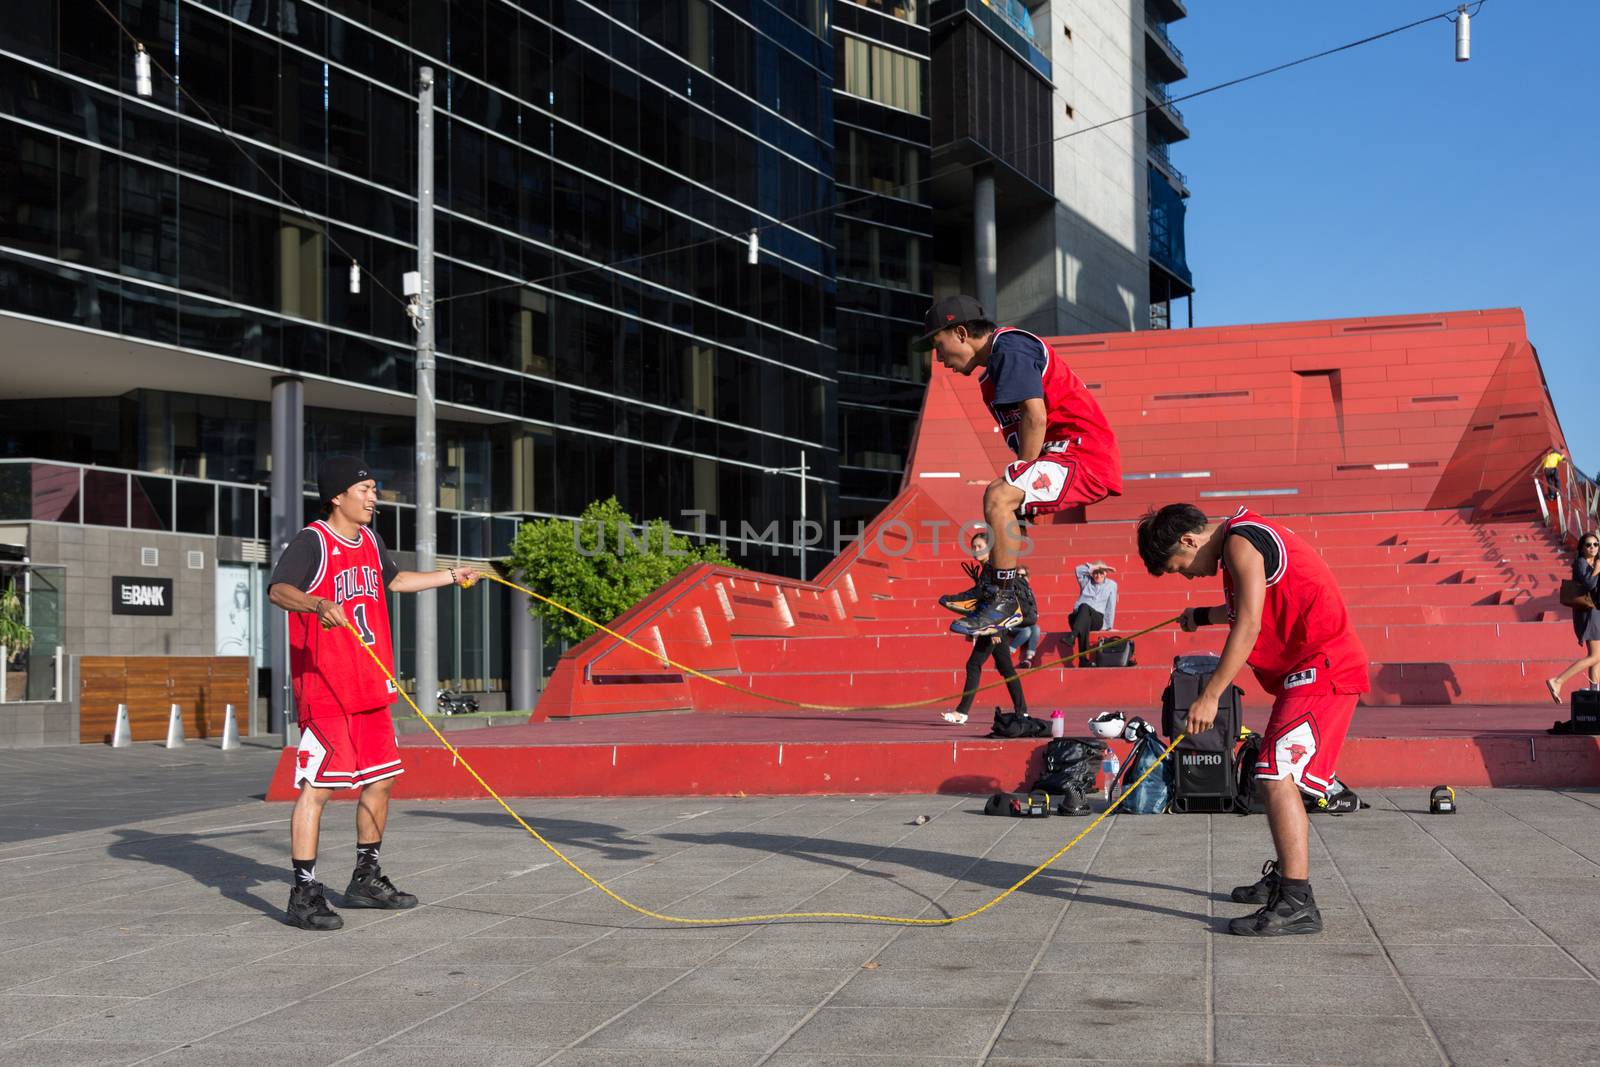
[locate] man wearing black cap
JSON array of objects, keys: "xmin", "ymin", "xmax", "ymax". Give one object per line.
[
  {"xmin": 268, "ymin": 456, "xmax": 481, "ymax": 931},
  {"xmin": 914, "ymin": 296, "xmax": 1123, "ymax": 636}
]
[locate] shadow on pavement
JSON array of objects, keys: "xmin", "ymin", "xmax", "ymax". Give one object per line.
[
  {"xmin": 403, "ymin": 808, "xmax": 1223, "ymax": 925},
  {"xmin": 110, "ymin": 828, "xmax": 286, "ymax": 920},
  {"xmin": 402, "ymin": 809, "xmax": 655, "ymax": 861}
]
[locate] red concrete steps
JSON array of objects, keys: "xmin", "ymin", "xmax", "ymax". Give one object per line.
[
  {"xmin": 677, "ymin": 655, "xmax": 1575, "ymax": 712},
  {"xmin": 853, "ymin": 601, "xmax": 1558, "ymax": 635},
  {"xmin": 730, "ymin": 619, "xmax": 1572, "ymax": 678}
]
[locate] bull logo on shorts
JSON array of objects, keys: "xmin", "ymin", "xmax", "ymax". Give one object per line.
[
  {"xmin": 1286, "ymin": 743, "xmax": 1309, "ymax": 765},
  {"xmin": 1031, "ymin": 470, "xmax": 1052, "ymax": 492},
  {"xmin": 297, "ymin": 751, "xmax": 312, "ymax": 768}
]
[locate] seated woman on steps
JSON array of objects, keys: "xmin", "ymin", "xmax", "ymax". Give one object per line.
[{"xmin": 1547, "ymin": 532, "xmax": 1600, "ymax": 703}]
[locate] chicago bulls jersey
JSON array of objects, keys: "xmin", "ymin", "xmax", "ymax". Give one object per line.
[
  {"xmin": 979, "ymin": 327, "xmax": 1122, "ymax": 494},
  {"xmin": 273, "ymin": 520, "xmax": 398, "ymax": 717},
  {"xmin": 1221, "ymin": 507, "xmax": 1370, "ymax": 697}
]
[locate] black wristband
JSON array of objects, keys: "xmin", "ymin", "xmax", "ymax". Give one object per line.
[{"xmin": 1194, "ymin": 606, "xmax": 1212, "ymax": 627}]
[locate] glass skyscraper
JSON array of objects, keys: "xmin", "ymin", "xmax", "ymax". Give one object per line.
[{"xmin": 1, "ymin": 0, "xmax": 838, "ymax": 694}]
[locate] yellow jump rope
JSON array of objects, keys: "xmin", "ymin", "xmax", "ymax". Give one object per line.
[{"xmin": 337, "ymin": 570, "xmax": 1186, "ymax": 926}]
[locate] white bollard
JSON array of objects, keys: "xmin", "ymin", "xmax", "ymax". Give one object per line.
[
  {"xmin": 111, "ymin": 703, "xmax": 132, "ymax": 748},
  {"xmin": 164, "ymin": 703, "xmax": 186, "ymax": 748},
  {"xmin": 220, "ymin": 703, "xmax": 240, "ymax": 750}
]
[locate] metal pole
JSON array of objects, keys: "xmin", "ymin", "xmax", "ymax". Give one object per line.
[
  {"xmin": 414, "ymin": 67, "xmax": 438, "ymax": 716},
  {"xmin": 798, "ymin": 450, "xmax": 808, "ymax": 581},
  {"xmin": 509, "ymin": 584, "xmax": 536, "ymax": 711},
  {"xmin": 268, "ymin": 374, "xmax": 303, "ymax": 742}
]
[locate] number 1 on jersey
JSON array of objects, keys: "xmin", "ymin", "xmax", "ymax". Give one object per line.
[{"xmin": 351, "ymin": 602, "xmax": 376, "ymax": 646}]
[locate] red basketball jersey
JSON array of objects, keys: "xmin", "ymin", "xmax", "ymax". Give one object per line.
[
  {"xmin": 289, "ymin": 520, "xmax": 397, "ymax": 717},
  {"xmin": 979, "ymin": 327, "xmax": 1123, "ymax": 494},
  {"xmin": 1221, "ymin": 507, "xmax": 1370, "ymax": 696}
]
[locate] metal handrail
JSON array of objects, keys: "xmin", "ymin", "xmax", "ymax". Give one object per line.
[
  {"xmin": 1146, "ymin": 79, "xmax": 1186, "ymax": 125},
  {"xmin": 1533, "ymin": 452, "xmax": 1598, "ymax": 545},
  {"xmin": 1148, "ymin": 140, "xmax": 1188, "ymax": 187},
  {"xmin": 1147, "ymin": 15, "xmax": 1185, "ymax": 62}
]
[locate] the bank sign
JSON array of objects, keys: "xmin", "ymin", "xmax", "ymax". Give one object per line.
[{"xmin": 113, "ymin": 576, "xmax": 173, "ymax": 616}]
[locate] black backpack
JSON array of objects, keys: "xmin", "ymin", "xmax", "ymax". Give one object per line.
[
  {"xmin": 1014, "ymin": 576, "xmax": 1039, "ymax": 626},
  {"xmin": 988, "ymin": 707, "xmax": 1050, "ymax": 738},
  {"xmin": 1033, "ymin": 737, "xmax": 1106, "ymax": 795},
  {"xmin": 1234, "ymin": 732, "xmax": 1263, "ymax": 815}
]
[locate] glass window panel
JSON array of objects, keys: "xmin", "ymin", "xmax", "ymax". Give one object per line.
[
  {"xmin": 132, "ymin": 476, "xmax": 172, "ymax": 531},
  {"xmin": 437, "ymin": 575, "xmax": 457, "ymax": 682},
  {"xmin": 113, "ymin": 160, "xmax": 175, "ymax": 287},
  {"xmin": 0, "ymin": 124, "xmax": 58, "ymax": 257},
  {"xmin": 459, "ymin": 579, "xmax": 486, "ymax": 689},
  {"xmin": 327, "ymin": 68, "xmax": 370, "ymax": 181},
  {"xmin": 178, "ymin": 179, "xmax": 231, "ymax": 300},
  {"xmin": 82, "ymin": 469, "xmax": 127, "ymax": 527},
  {"xmin": 220, "ymin": 486, "xmax": 254, "ymax": 539},
  {"xmin": 178, "ymin": 10, "xmax": 231, "ymax": 132},
  {"xmin": 175, "ymin": 480, "xmax": 216, "ymax": 535},
  {"xmin": 8, "ymin": 0, "xmax": 57, "ymax": 64},
  {"xmin": 367, "ymin": 87, "xmax": 411, "ymax": 193},
  {"xmin": 228, "ymin": 22, "xmax": 280, "ymax": 143},
  {"xmin": 278, "ymin": 45, "xmax": 327, "ymax": 162}
]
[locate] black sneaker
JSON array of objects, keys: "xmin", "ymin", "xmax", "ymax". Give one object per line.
[
  {"xmin": 286, "ymin": 881, "xmax": 344, "ymax": 931},
  {"xmin": 940, "ymin": 563, "xmax": 991, "ymax": 615},
  {"xmin": 939, "ymin": 584, "xmax": 985, "ymax": 614},
  {"xmin": 950, "ymin": 589, "xmax": 1022, "ymax": 637},
  {"xmin": 1228, "ymin": 885, "xmax": 1322, "ymax": 937},
  {"xmin": 343, "ymin": 866, "xmax": 419, "ymax": 910},
  {"xmin": 1231, "ymin": 859, "xmax": 1280, "ymax": 904}
]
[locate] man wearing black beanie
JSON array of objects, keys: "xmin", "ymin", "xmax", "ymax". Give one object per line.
[{"xmin": 268, "ymin": 456, "xmax": 481, "ymax": 931}]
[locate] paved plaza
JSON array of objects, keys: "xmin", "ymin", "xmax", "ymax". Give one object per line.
[{"xmin": 2, "ymin": 743, "xmax": 1599, "ymax": 1066}]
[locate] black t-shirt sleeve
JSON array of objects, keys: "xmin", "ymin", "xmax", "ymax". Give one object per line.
[
  {"xmin": 268, "ymin": 528, "xmax": 323, "ymax": 591},
  {"xmin": 987, "ymin": 332, "xmax": 1048, "ymax": 406},
  {"xmin": 1226, "ymin": 525, "xmax": 1282, "ymax": 584},
  {"xmin": 369, "ymin": 528, "xmax": 400, "ymax": 586}
]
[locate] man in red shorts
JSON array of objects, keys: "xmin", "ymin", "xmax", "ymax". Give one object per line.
[
  {"xmin": 268, "ymin": 456, "xmax": 480, "ymax": 931},
  {"xmin": 1137, "ymin": 502, "xmax": 1370, "ymax": 936},
  {"xmin": 914, "ymin": 295, "xmax": 1123, "ymax": 637}
]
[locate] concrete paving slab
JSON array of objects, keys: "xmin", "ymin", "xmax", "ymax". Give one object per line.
[
  {"xmin": 781, "ymin": 1006, "xmax": 1008, "ymax": 1059},
  {"xmin": 1, "ymin": 784, "xmax": 1599, "ymax": 1066},
  {"xmin": 1430, "ymin": 1018, "xmax": 1600, "ymax": 1067},
  {"xmin": 990, "ymin": 1008, "xmax": 1206, "ymax": 1063},
  {"xmin": 1405, "ymin": 974, "xmax": 1600, "ymax": 1021},
  {"xmin": 1214, "ymin": 1013, "xmax": 1443, "ymax": 1066}
]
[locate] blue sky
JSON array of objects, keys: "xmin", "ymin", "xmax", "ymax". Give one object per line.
[{"xmin": 1169, "ymin": 0, "xmax": 1600, "ymax": 473}]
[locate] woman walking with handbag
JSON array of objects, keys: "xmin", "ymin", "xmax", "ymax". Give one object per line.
[{"xmin": 1547, "ymin": 533, "xmax": 1600, "ymax": 703}]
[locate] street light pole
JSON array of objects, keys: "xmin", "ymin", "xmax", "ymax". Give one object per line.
[
  {"xmin": 414, "ymin": 66, "xmax": 438, "ymax": 715},
  {"xmin": 763, "ymin": 449, "xmax": 808, "ymax": 580}
]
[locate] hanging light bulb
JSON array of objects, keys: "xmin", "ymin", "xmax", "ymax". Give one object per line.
[
  {"xmin": 134, "ymin": 43, "xmax": 153, "ymax": 98},
  {"xmin": 348, "ymin": 260, "xmax": 362, "ymax": 295},
  {"xmin": 1455, "ymin": 5, "xmax": 1471, "ymax": 62},
  {"xmin": 746, "ymin": 229, "xmax": 759, "ymax": 266}
]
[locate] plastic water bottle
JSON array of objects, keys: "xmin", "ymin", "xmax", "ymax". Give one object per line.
[
  {"xmin": 1103, "ymin": 749, "xmax": 1121, "ymax": 803},
  {"xmin": 1050, "ymin": 710, "xmax": 1065, "ymax": 738}
]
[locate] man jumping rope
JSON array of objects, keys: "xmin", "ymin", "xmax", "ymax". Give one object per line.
[
  {"xmin": 1137, "ymin": 503, "xmax": 1369, "ymax": 936},
  {"xmin": 268, "ymin": 456, "xmax": 480, "ymax": 931},
  {"xmin": 916, "ymin": 295, "xmax": 1122, "ymax": 637}
]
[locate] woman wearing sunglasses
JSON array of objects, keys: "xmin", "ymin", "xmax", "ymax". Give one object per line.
[{"xmin": 1547, "ymin": 533, "xmax": 1600, "ymax": 703}]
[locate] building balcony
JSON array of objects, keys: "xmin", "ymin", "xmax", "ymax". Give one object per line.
[
  {"xmin": 930, "ymin": 0, "xmax": 1052, "ymax": 81},
  {"xmin": 1145, "ymin": 79, "xmax": 1190, "ymax": 143},
  {"xmin": 1148, "ymin": 0, "xmax": 1188, "ymax": 23},
  {"xmin": 1148, "ymin": 141, "xmax": 1189, "ymax": 196},
  {"xmin": 1145, "ymin": 16, "xmax": 1187, "ymax": 82}
]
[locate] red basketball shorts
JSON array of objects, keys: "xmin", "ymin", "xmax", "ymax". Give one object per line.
[
  {"xmin": 294, "ymin": 707, "xmax": 403, "ymax": 790},
  {"xmin": 1254, "ymin": 673, "xmax": 1358, "ymax": 798},
  {"xmin": 1002, "ymin": 439, "xmax": 1116, "ymax": 518}
]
